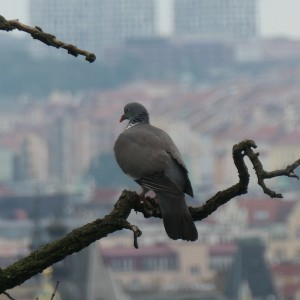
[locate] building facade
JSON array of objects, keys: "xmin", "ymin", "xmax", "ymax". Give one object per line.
[
  {"xmin": 174, "ymin": 0, "xmax": 258, "ymax": 40},
  {"xmin": 29, "ymin": 0, "xmax": 159, "ymax": 57},
  {"xmin": 29, "ymin": 0, "xmax": 258, "ymax": 59},
  {"xmin": 30, "ymin": 0, "xmax": 103, "ymax": 55}
]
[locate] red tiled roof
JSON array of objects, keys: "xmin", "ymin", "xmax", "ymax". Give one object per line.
[
  {"xmin": 273, "ymin": 263, "xmax": 300, "ymax": 298},
  {"xmin": 209, "ymin": 243, "xmax": 237, "ymax": 256},
  {"xmin": 275, "ymin": 129, "xmax": 300, "ymax": 146},
  {"xmin": 273, "ymin": 262, "xmax": 300, "ymax": 276},
  {"xmin": 101, "ymin": 244, "xmax": 175, "ymax": 258},
  {"xmin": 239, "ymin": 199, "xmax": 296, "ymax": 225},
  {"xmin": 282, "ymin": 283, "xmax": 300, "ymax": 299},
  {"xmin": 0, "ymin": 184, "xmax": 15, "ymax": 197},
  {"xmin": 247, "ymin": 126, "xmax": 280, "ymax": 142},
  {"xmin": 90, "ymin": 188, "xmax": 120, "ymax": 204}
]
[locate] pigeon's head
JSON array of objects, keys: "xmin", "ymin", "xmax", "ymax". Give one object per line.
[{"xmin": 120, "ymin": 102, "xmax": 149, "ymax": 124}]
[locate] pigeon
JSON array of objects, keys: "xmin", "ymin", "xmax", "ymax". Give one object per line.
[{"xmin": 114, "ymin": 102, "xmax": 198, "ymax": 241}]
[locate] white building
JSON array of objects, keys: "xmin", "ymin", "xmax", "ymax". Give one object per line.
[
  {"xmin": 173, "ymin": 0, "xmax": 258, "ymax": 40},
  {"xmin": 29, "ymin": 0, "xmax": 258, "ymax": 59},
  {"xmin": 29, "ymin": 0, "xmax": 162, "ymax": 58}
]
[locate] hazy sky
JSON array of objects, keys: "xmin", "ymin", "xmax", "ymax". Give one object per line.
[{"xmin": 2, "ymin": 0, "xmax": 300, "ymax": 39}]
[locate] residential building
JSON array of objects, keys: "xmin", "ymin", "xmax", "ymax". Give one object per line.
[
  {"xmin": 46, "ymin": 105, "xmax": 115, "ymax": 185},
  {"xmin": 101, "ymin": 243, "xmax": 180, "ymax": 289},
  {"xmin": 47, "ymin": 112, "xmax": 75, "ymax": 184},
  {"xmin": 105, "ymin": 39, "xmax": 235, "ymax": 78},
  {"xmin": 101, "ymin": 242, "xmax": 212, "ymax": 290},
  {"xmin": 209, "ymin": 243, "xmax": 237, "ymax": 273},
  {"xmin": 209, "ymin": 197, "xmax": 300, "ymax": 264},
  {"xmin": 0, "ymin": 148, "xmax": 15, "ymax": 182},
  {"xmin": 268, "ymin": 200, "xmax": 300, "ymax": 263},
  {"xmin": 273, "ymin": 262, "xmax": 300, "ymax": 299},
  {"xmin": 17, "ymin": 133, "xmax": 49, "ymax": 183},
  {"xmin": 269, "ymin": 129, "xmax": 300, "ymax": 190}
]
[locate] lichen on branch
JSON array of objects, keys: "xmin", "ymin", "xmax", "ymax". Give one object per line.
[{"xmin": 0, "ymin": 15, "xmax": 96, "ymax": 63}]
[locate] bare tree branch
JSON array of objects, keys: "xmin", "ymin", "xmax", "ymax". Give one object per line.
[
  {"xmin": 50, "ymin": 281, "xmax": 60, "ymax": 300},
  {"xmin": 0, "ymin": 191, "xmax": 140, "ymax": 294},
  {"xmin": 3, "ymin": 291, "xmax": 16, "ymax": 300},
  {"xmin": 244, "ymin": 144, "xmax": 300, "ymax": 197},
  {"xmin": 0, "ymin": 15, "xmax": 96, "ymax": 63},
  {"xmin": 0, "ymin": 139, "xmax": 299, "ymax": 294}
]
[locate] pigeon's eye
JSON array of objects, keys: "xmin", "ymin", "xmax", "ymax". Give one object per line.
[{"xmin": 125, "ymin": 108, "xmax": 129, "ymax": 113}]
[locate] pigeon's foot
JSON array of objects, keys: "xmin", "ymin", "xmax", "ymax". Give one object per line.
[
  {"xmin": 139, "ymin": 189, "xmax": 147, "ymax": 203},
  {"xmin": 148, "ymin": 197, "xmax": 159, "ymax": 207},
  {"xmin": 139, "ymin": 190, "xmax": 158, "ymax": 207}
]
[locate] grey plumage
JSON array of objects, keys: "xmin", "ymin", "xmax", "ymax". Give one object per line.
[{"xmin": 114, "ymin": 102, "xmax": 198, "ymax": 241}]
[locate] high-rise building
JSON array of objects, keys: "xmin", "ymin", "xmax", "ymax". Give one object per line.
[
  {"xmin": 173, "ymin": 0, "xmax": 258, "ymax": 40},
  {"xmin": 97, "ymin": 0, "xmax": 157, "ymax": 47},
  {"xmin": 29, "ymin": 0, "xmax": 102, "ymax": 56},
  {"xmin": 29, "ymin": 0, "xmax": 258, "ymax": 59},
  {"xmin": 29, "ymin": 0, "xmax": 161, "ymax": 58}
]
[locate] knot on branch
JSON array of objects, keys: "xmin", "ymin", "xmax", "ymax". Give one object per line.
[
  {"xmin": 31, "ymin": 30, "xmax": 58, "ymax": 47},
  {"xmin": 66, "ymin": 45, "xmax": 79, "ymax": 57}
]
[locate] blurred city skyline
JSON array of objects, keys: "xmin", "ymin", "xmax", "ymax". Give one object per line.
[
  {"xmin": 2, "ymin": 0, "xmax": 300, "ymax": 39},
  {"xmin": 1, "ymin": 1, "xmax": 300, "ymax": 299}
]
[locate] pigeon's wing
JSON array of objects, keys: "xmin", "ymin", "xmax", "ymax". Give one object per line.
[
  {"xmin": 149, "ymin": 125, "xmax": 194, "ymax": 197},
  {"xmin": 114, "ymin": 124, "xmax": 193, "ymax": 196},
  {"xmin": 136, "ymin": 172, "xmax": 183, "ymax": 198}
]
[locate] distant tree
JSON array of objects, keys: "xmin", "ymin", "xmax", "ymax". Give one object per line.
[{"xmin": 0, "ymin": 14, "xmax": 300, "ymax": 296}]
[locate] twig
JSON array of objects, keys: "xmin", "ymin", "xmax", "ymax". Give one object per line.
[
  {"xmin": 186, "ymin": 140, "xmax": 251, "ymax": 220},
  {"xmin": 0, "ymin": 139, "xmax": 299, "ymax": 294},
  {"xmin": 244, "ymin": 145, "xmax": 300, "ymax": 197},
  {"xmin": 102, "ymin": 218, "xmax": 142, "ymax": 249},
  {"xmin": 3, "ymin": 292, "xmax": 16, "ymax": 300},
  {"xmin": 133, "ymin": 140, "xmax": 300, "ymax": 220},
  {"xmin": 121, "ymin": 222, "xmax": 142, "ymax": 249},
  {"xmin": 50, "ymin": 281, "xmax": 60, "ymax": 300},
  {"xmin": 0, "ymin": 15, "xmax": 96, "ymax": 63},
  {"xmin": 190, "ymin": 139, "xmax": 298, "ymax": 219}
]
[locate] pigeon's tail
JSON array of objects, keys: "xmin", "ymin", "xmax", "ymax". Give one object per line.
[{"xmin": 158, "ymin": 194, "xmax": 198, "ymax": 242}]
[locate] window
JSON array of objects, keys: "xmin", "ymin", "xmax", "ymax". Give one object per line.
[
  {"xmin": 275, "ymin": 249, "xmax": 286, "ymax": 262},
  {"xmin": 111, "ymin": 258, "xmax": 133, "ymax": 272},
  {"xmin": 296, "ymin": 226, "xmax": 300, "ymax": 239},
  {"xmin": 296, "ymin": 248, "xmax": 300, "ymax": 259},
  {"xmin": 254, "ymin": 210, "xmax": 269, "ymax": 220},
  {"xmin": 190, "ymin": 265, "xmax": 201, "ymax": 276},
  {"xmin": 142, "ymin": 256, "xmax": 177, "ymax": 271},
  {"xmin": 271, "ymin": 225, "xmax": 287, "ymax": 240}
]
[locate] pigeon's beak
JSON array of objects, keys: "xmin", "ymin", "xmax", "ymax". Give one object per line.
[{"xmin": 119, "ymin": 114, "xmax": 126, "ymax": 122}]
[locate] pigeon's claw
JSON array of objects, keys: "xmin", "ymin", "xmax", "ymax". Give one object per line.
[{"xmin": 139, "ymin": 188, "xmax": 147, "ymax": 203}]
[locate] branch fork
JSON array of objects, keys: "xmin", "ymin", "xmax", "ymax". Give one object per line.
[{"xmin": 0, "ymin": 139, "xmax": 299, "ymax": 294}]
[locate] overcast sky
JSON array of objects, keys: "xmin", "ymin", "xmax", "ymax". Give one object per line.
[{"xmin": 2, "ymin": 0, "xmax": 300, "ymax": 39}]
